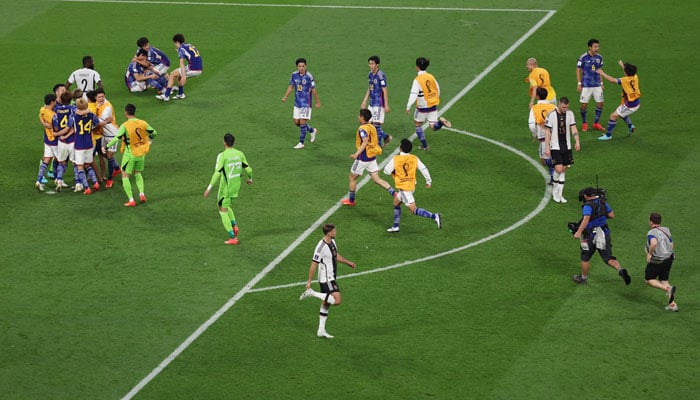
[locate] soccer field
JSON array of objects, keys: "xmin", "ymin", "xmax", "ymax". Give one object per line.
[{"xmin": 1, "ymin": 0, "xmax": 699, "ymax": 399}]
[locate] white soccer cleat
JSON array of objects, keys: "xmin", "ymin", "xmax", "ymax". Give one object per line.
[
  {"xmin": 35, "ymin": 181, "xmax": 45, "ymax": 192},
  {"xmin": 439, "ymin": 116, "xmax": 452, "ymax": 128},
  {"xmin": 309, "ymin": 128, "xmax": 317, "ymax": 143},
  {"xmin": 299, "ymin": 288, "xmax": 313, "ymax": 301},
  {"xmin": 559, "ymin": 196, "xmax": 568, "ymax": 203},
  {"xmin": 317, "ymin": 330, "xmax": 334, "ymax": 339},
  {"xmin": 435, "ymin": 213, "xmax": 442, "ymax": 229},
  {"xmin": 155, "ymin": 94, "xmax": 170, "ymax": 102},
  {"xmin": 73, "ymin": 183, "xmax": 84, "ymax": 193},
  {"xmin": 386, "ymin": 226, "xmax": 400, "ymax": 233},
  {"xmin": 174, "ymin": 93, "xmax": 186, "ymax": 100},
  {"xmin": 293, "ymin": 142, "xmax": 304, "ymax": 150},
  {"xmin": 665, "ymin": 303, "xmax": 679, "ymax": 312}
]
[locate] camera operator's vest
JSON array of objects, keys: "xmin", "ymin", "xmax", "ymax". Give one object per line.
[{"xmin": 583, "ymin": 199, "xmax": 607, "ymax": 235}]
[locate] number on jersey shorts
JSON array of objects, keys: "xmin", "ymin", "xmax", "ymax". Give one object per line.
[
  {"xmin": 615, "ymin": 103, "xmax": 639, "ymax": 118},
  {"xmin": 369, "ymin": 105, "xmax": 385, "ymax": 124},
  {"xmin": 293, "ymin": 106, "xmax": 312, "ymax": 120}
]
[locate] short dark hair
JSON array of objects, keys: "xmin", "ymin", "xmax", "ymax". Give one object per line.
[
  {"xmin": 587, "ymin": 38, "xmax": 599, "ymax": 48},
  {"xmin": 136, "ymin": 49, "xmax": 148, "ymax": 57},
  {"xmin": 53, "ymin": 83, "xmax": 66, "ymax": 93},
  {"xmin": 173, "ymin": 33, "xmax": 185, "ymax": 44},
  {"xmin": 137, "ymin": 37, "xmax": 149, "ymax": 47},
  {"xmin": 624, "ymin": 63, "xmax": 637, "ymax": 76},
  {"xmin": 416, "ymin": 57, "xmax": 430, "ymax": 71},
  {"xmin": 44, "ymin": 93, "xmax": 56, "ymax": 105},
  {"xmin": 649, "ymin": 213, "xmax": 662, "ymax": 225},
  {"xmin": 400, "ymin": 138, "xmax": 413, "ymax": 153},
  {"xmin": 86, "ymin": 90, "xmax": 97, "ymax": 102},
  {"xmin": 82, "ymin": 56, "xmax": 93, "ymax": 66},
  {"xmin": 295, "ymin": 57, "xmax": 307, "ymax": 66},
  {"xmin": 536, "ymin": 87, "xmax": 548, "ymax": 100},
  {"xmin": 224, "ymin": 133, "xmax": 235, "ymax": 147},
  {"xmin": 94, "ymin": 88, "xmax": 105, "ymax": 97},
  {"xmin": 125, "ymin": 103, "xmax": 137, "ymax": 115},
  {"xmin": 322, "ymin": 224, "xmax": 335, "ymax": 235},
  {"xmin": 559, "ymin": 97, "xmax": 570, "ymax": 105},
  {"xmin": 582, "ymin": 187, "xmax": 597, "ymax": 197},
  {"xmin": 359, "ymin": 108, "xmax": 372, "ymax": 122},
  {"xmin": 368, "ymin": 55, "xmax": 380, "ymax": 64}
]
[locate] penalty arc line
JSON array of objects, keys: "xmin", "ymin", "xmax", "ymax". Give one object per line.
[{"xmin": 121, "ymin": 7, "xmax": 557, "ymax": 400}]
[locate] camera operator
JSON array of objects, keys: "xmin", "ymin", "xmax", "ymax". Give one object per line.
[{"xmin": 571, "ymin": 187, "xmax": 631, "ymax": 285}]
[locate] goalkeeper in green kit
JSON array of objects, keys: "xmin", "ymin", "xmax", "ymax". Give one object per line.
[{"xmin": 204, "ymin": 133, "xmax": 253, "ymax": 245}]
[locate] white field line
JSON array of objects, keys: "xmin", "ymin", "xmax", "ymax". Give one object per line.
[
  {"xmin": 60, "ymin": 0, "xmax": 554, "ymax": 13},
  {"xmin": 122, "ymin": 6, "xmax": 556, "ymax": 400}
]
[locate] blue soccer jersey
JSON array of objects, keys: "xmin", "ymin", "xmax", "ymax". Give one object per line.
[
  {"xmin": 577, "ymin": 52, "xmax": 604, "ymax": 87},
  {"xmin": 367, "ymin": 70, "xmax": 388, "ymax": 107},
  {"xmin": 53, "ymin": 103, "xmax": 75, "ymax": 143},
  {"xmin": 73, "ymin": 111, "xmax": 100, "ymax": 150},
  {"xmin": 289, "ymin": 71, "xmax": 316, "ymax": 108},
  {"xmin": 125, "ymin": 61, "xmax": 145, "ymax": 87},
  {"xmin": 178, "ymin": 43, "xmax": 202, "ymax": 71}
]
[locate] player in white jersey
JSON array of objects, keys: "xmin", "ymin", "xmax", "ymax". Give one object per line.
[
  {"xmin": 544, "ymin": 97, "xmax": 580, "ymax": 203},
  {"xmin": 299, "ymin": 224, "xmax": 356, "ymax": 339},
  {"xmin": 66, "ymin": 56, "xmax": 103, "ymax": 92}
]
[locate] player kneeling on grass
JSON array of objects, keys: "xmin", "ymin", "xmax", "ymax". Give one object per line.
[
  {"xmin": 383, "ymin": 138, "xmax": 442, "ymax": 232},
  {"xmin": 203, "ymin": 133, "xmax": 253, "ymax": 245}
]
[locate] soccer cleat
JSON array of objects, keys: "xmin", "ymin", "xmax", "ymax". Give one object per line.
[
  {"xmin": 598, "ymin": 134, "xmax": 612, "ymax": 141},
  {"xmin": 341, "ymin": 198, "xmax": 356, "ymax": 206},
  {"xmin": 55, "ymin": 180, "xmax": 62, "ymax": 192},
  {"xmin": 317, "ymin": 330, "xmax": 334, "ymax": 339},
  {"xmin": 299, "ymin": 288, "xmax": 313, "ymax": 301},
  {"xmin": 435, "ymin": 213, "xmax": 442, "ymax": 229},
  {"xmin": 559, "ymin": 196, "xmax": 568, "ymax": 203},
  {"xmin": 93, "ymin": 182, "xmax": 100, "ymax": 191},
  {"xmin": 40, "ymin": 176, "xmax": 48, "ymax": 184},
  {"xmin": 73, "ymin": 183, "xmax": 84, "ymax": 193},
  {"xmin": 155, "ymin": 94, "xmax": 170, "ymax": 102},
  {"xmin": 59, "ymin": 181, "xmax": 70, "ymax": 188},
  {"xmin": 139, "ymin": 194, "xmax": 147, "ymax": 203},
  {"xmin": 293, "ymin": 142, "xmax": 304, "ymax": 150},
  {"xmin": 628, "ymin": 124, "xmax": 636, "ymax": 136},
  {"xmin": 112, "ymin": 168, "xmax": 121, "ymax": 177},
  {"xmin": 224, "ymin": 238, "xmax": 239, "ymax": 245},
  {"xmin": 581, "ymin": 122, "xmax": 588, "ymax": 132},
  {"xmin": 124, "ymin": 200, "xmax": 137, "ymax": 207},
  {"xmin": 668, "ymin": 286, "xmax": 676, "ymax": 304},
  {"xmin": 572, "ymin": 274, "xmax": 588, "ymax": 284},
  {"xmin": 420, "ymin": 145, "xmax": 430, "ymax": 151},
  {"xmin": 439, "ymin": 116, "xmax": 452, "ymax": 128},
  {"xmin": 592, "ymin": 122, "xmax": 605, "ymax": 131},
  {"xmin": 35, "ymin": 181, "xmax": 45, "ymax": 192},
  {"xmin": 386, "ymin": 226, "xmax": 400, "ymax": 233},
  {"xmin": 47, "ymin": 171, "xmax": 54, "ymax": 179},
  {"xmin": 383, "ymin": 135, "xmax": 393, "ymax": 147},
  {"xmin": 665, "ymin": 302, "xmax": 678, "ymax": 312},
  {"xmin": 309, "ymin": 128, "xmax": 317, "ymax": 143},
  {"xmin": 619, "ymin": 268, "xmax": 631, "ymax": 285},
  {"xmin": 173, "ymin": 93, "xmax": 186, "ymax": 100},
  {"xmin": 83, "ymin": 187, "xmax": 93, "ymax": 195},
  {"xmin": 105, "ymin": 179, "xmax": 113, "ymax": 188}
]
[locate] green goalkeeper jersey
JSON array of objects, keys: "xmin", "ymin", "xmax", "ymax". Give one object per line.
[{"xmin": 209, "ymin": 147, "xmax": 252, "ymax": 198}]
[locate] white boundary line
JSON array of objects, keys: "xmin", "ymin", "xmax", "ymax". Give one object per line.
[
  {"xmin": 60, "ymin": 0, "xmax": 553, "ymax": 13},
  {"xmin": 122, "ymin": 6, "xmax": 557, "ymax": 400}
]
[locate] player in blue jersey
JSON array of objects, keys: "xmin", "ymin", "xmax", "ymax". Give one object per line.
[
  {"xmin": 156, "ymin": 33, "xmax": 203, "ymax": 101},
  {"xmin": 36, "ymin": 94, "xmax": 58, "ymax": 191},
  {"xmin": 52, "ymin": 91, "xmax": 77, "ymax": 191},
  {"xmin": 125, "ymin": 50, "xmax": 168, "ymax": 93},
  {"xmin": 282, "ymin": 58, "xmax": 321, "ymax": 149},
  {"xmin": 135, "ymin": 37, "xmax": 171, "ymax": 76},
  {"xmin": 72, "ymin": 98, "xmax": 101, "ymax": 194},
  {"xmin": 361, "ymin": 56, "xmax": 392, "ymax": 148},
  {"xmin": 576, "ymin": 39, "xmax": 605, "ymax": 132}
]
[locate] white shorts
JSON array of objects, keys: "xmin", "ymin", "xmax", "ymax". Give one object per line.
[
  {"xmin": 413, "ymin": 109, "xmax": 438, "ymax": 124},
  {"xmin": 103, "ymin": 135, "xmax": 117, "ymax": 152},
  {"xmin": 350, "ymin": 159, "xmax": 379, "ymax": 176},
  {"xmin": 185, "ymin": 67, "xmax": 202, "ymax": 78},
  {"xmin": 369, "ymin": 106, "xmax": 385, "ymax": 124},
  {"xmin": 74, "ymin": 148, "xmax": 94, "ymax": 165},
  {"xmin": 615, "ymin": 104, "xmax": 639, "ymax": 118},
  {"xmin": 154, "ymin": 64, "xmax": 169, "ymax": 75},
  {"xmin": 580, "ymin": 86, "xmax": 604, "ymax": 103},
  {"xmin": 397, "ymin": 190, "xmax": 416, "ymax": 205},
  {"xmin": 43, "ymin": 144, "xmax": 59, "ymax": 159},
  {"xmin": 293, "ymin": 106, "xmax": 312, "ymax": 120},
  {"xmin": 56, "ymin": 141, "xmax": 74, "ymax": 163},
  {"xmin": 129, "ymin": 81, "xmax": 147, "ymax": 93}
]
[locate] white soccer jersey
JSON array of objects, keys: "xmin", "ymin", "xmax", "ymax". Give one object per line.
[
  {"xmin": 544, "ymin": 109, "xmax": 576, "ymax": 150},
  {"xmin": 312, "ymin": 239, "xmax": 338, "ymax": 283},
  {"xmin": 68, "ymin": 68, "xmax": 102, "ymax": 92}
]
